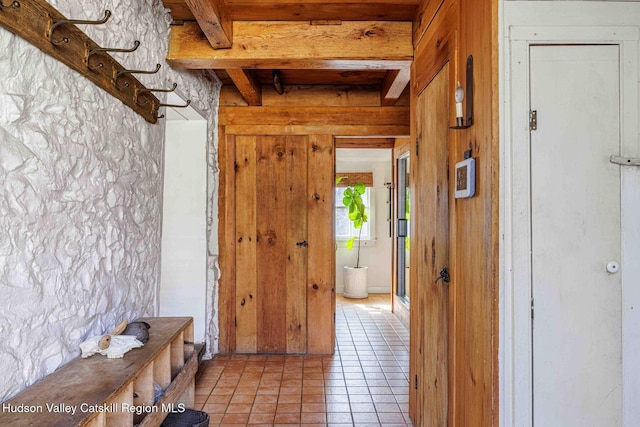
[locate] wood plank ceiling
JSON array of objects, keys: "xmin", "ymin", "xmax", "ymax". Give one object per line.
[{"xmin": 163, "ymin": 0, "xmax": 418, "ymax": 105}]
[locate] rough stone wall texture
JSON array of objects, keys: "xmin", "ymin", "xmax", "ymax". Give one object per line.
[{"xmin": 0, "ymin": 0, "xmax": 220, "ymax": 401}]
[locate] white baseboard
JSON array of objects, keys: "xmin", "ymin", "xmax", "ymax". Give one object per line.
[{"xmin": 336, "ymin": 285, "xmax": 391, "ymax": 294}]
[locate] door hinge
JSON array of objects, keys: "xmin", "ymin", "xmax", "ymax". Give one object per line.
[
  {"xmin": 415, "ymin": 375, "xmax": 419, "ymax": 390},
  {"xmin": 529, "ymin": 110, "xmax": 537, "ymax": 131},
  {"xmin": 415, "ymin": 137, "xmax": 419, "ymax": 157},
  {"xmin": 531, "ymin": 298, "xmax": 534, "ymax": 319}
]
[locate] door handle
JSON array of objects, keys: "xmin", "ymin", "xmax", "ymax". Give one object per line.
[
  {"xmin": 610, "ymin": 155, "xmax": 640, "ymax": 166},
  {"xmin": 435, "ymin": 267, "xmax": 450, "ymax": 283},
  {"xmin": 296, "ymin": 240, "xmax": 308, "ymax": 247},
  {"xmin": 397, "ymin": 219, "xmax": 408, "ymax": 237}
]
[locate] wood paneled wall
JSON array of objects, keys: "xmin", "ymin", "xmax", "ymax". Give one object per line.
[
  {"xmin": 217, "ymin": 94, "xmax": 410, "ymax": 354},
  {"xmin": 409, "ymin": 0, "xmax": 498, "ymax": 425}
]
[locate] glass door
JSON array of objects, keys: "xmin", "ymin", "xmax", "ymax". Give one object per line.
[{"xmin": 396, "ymin": 154, "xmax": 410, "ymax": 302}]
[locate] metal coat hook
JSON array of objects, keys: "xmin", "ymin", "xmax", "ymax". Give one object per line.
[
  {"xmin": 85, "ymin": 40, "xmax": 140, "ymax": 71},
  {"xmin": 0, "ymin": 0, "xmax": 20, "ymax": 9},
  {"xmin": 135, "ymin": 82, "xmax": 177, "ymax": 105},
  {"xmin": 47, "ymin": 10, "xmax": 111, "ymax": 45},
  {"xmin": 112, "ymin": 63, "xmax": 160, "ymax": 89},
  {"xmin": 153, "ymin": 100, "xmax": 165, "ymax": 120},
  {"xmin": 153, "ymin": 98, "xmax": 191, "ymax": 120},
  {"xmin": 160, "ymin": 99, "xmax": 191, "ymax": 108}
]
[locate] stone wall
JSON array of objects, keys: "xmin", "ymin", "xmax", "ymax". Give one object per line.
[{"xmin": 0, "ymin": 0, "xmax": 220, "ymax": 400}]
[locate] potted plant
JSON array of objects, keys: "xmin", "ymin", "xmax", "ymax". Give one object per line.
[{"xmin": 337, "ymin": 178, "xmax": 369, "ymax": 298}]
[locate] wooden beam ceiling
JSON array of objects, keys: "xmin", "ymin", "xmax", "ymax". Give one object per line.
[
  {"xmin": 183, "ymin": 0, "xmax": 233, "ymax": 48},
  {"xmin": 163, "ymin": 0, "xmax": 420, "ymax": 21},
  {"xmin": 168, "ymin": 21, "xmax": 413, "ymax": 69},
  {"xmin": 165, "ymin": 1, "xmax": 415, "ymax": 106},
  {"xmin": 226, "ymin": 69, "xmax": 262, "ymax": 105},
  {"xmin": 219, "ymin": 106, "xmax": 408, "ymax": 127},
  {"xmin": 335, "ymin": 137, "xmax": 396, "ymax": 148},
  {"xmin": 381, "ymin": 67, "xmax": 411, "ymax": 106}
]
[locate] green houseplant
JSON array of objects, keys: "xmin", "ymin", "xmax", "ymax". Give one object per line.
[
  {"xmin": 341, "ymin": 181, "xmax": 368, "ymax": 266},
  {"xmin": 337, "ymin": 177, "xmax": 369, "ymax": 298}
]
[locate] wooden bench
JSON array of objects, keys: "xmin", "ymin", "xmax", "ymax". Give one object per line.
[{"xmin": 0, "ymin": 317, "xmax": 198, "ymax": 427}]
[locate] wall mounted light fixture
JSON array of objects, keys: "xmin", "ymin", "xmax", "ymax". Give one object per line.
[
  {"xmin": 273, "ymin": 69, "xmax": 284, "ymax": 95},
  {"xmin": 450, "ymin": 55, "xmax": 473, "ymax": 129}
]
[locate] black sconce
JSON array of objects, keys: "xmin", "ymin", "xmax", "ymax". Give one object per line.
[
  {"xmin": 450, "ymin": 55, "xmax": 473, "ymax": 129},
  {"xmin": 273, "ymin": 69, "xmax": 284, "ymax": 95}
]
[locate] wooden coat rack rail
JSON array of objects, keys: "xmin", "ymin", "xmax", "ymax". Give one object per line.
[{"xmin": 0, "ymin": 0, "xmax": 182, "ymax": 124}]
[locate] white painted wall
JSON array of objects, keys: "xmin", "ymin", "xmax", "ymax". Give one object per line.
[
  {"xmin": 0, "ymin": 0, "xmax": 220, "ymax": 401},
  {"xmin": 499, "ymin": 2, "xmax": 640, "ymax": 426},
  {"xmin": 160, "ymin": 119, "xmax": 208, "ymax": 343},
  {"xmin": 336, "ymin": 151, "xmax": 393, "ymax": 294}
]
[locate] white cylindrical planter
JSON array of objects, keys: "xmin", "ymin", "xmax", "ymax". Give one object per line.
[{"xmin": 343, "ymin": 266, "xmax": 368, "ymax": 299}]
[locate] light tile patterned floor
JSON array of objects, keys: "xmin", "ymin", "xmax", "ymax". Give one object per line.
[{"xmin": 194, "ymin": 294, "xmax": 412, "ymax": 426}]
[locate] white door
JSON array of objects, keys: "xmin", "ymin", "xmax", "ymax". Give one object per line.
[{"xmin": 530, "ymin": 45, "xmax": 622, "ymax": 426}]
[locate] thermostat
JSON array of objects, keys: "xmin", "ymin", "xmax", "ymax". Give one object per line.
[{"xmin": 454, "ymin": 156, "xmax": 475, "ymax": 198}]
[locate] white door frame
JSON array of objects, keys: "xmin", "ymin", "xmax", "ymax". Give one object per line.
[
  {"xmin": 501, "ymin": 23, "xmax": 640, "ymax": 426},
  {"xmin": 160, "ymin": 91, "xmax": 210, "ymax": 345}
]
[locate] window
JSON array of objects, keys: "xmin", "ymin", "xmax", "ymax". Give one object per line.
[{"xmin": 335, "ymin": 186, "xmax": 375, "ymax": 244}]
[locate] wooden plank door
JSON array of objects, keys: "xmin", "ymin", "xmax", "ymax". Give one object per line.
[
  {"xmin": 234, "ymin": 135, "xmax": 309, "ymax": 354},
  {"xmin": 306, "ymin": 135, "xmax": 336, "ymax": 355},
  {"xmin": 530, "ymin": 45, "xmax": 622, "ymax": 426},
  {"xmin": 409, "ymin": 62, "xmax": 451, "ymax": 426}
]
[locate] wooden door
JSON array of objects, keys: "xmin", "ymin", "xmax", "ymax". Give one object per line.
[
  {"xmin": 232, "ymin": 134, "xmax": 335, "ymax": 354},
  {"xmin": 530, "ymin": 45, "xmax": 622, "ymax": 426},
  {"xmin": 234, "ymin": 135, "xmax": 308, "ymax": 354},
  {"xmin": 409, "ymin": 62, "xmax": 451, "ymax": 426}
]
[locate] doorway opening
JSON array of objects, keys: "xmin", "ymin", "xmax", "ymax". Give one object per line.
[
  {"xmin": 159, "ymin": 92, "xmax": 208, "ymax": 345},
  {"xmin": 335, "ymin": 148, "xmax": 394, "ymax": 299},
  {"xmin": 395, "ymin": 153, "xmax": 410, "ymax": 306}
]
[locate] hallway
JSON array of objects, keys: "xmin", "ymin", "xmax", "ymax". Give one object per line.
[{"xmin": 194, "ymin": 294, "xmax": 412, "ymax": 426}]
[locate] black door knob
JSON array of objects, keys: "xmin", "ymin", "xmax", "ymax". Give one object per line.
[{"xmin": 435, "ymin": 267, "xmax": 450, "ymax": 283}]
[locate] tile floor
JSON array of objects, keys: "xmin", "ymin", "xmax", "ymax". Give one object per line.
[{"xmin": 194, "ymin": 294, "xmax": 412, "ymax": 426}]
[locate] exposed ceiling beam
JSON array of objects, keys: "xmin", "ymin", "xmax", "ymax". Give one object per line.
[
  {"xmin": 163, "ymin": 0, "xmax": 420, "ymax": 21},
  {"xmin": 380, "ymin": 67, "xmax": 410, "ymax": 106},
  {"xmin": 167, "ymin": 21, "xmax": 413, "ymax": 70},
  {"xmin": 335, "ymin": 137, "xmax": 396, "ymax": 148},
  {"xmin": 226, "ymin": 69, "xmax": 262, "ymax": 105},
  {"xmin": 226, "ymin": 3, "xmax": 419, "ymax": 21},
  {"xmin": 218, "ymin": 106, "xmax": 409, "ymax": 126},
  {"xmin": 183, "ymin": 0, "xmax": 233, "ymax": 48}
]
